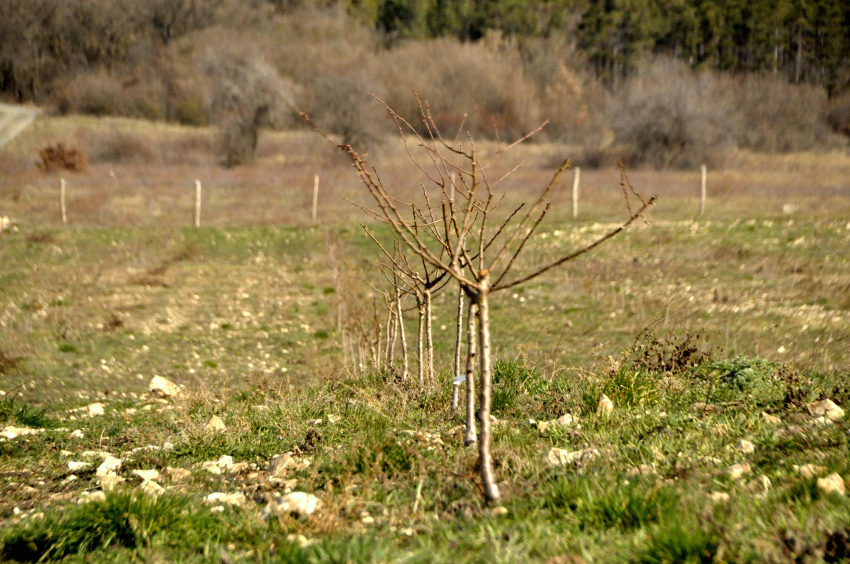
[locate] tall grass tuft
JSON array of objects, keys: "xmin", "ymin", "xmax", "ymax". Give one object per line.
[{"xmin": 0, "ymin": 493, "xmax": 226, "ymax": 562}]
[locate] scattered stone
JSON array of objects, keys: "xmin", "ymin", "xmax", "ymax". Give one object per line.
[
  {"xmin": 361, "ymin": 513, "xmax": 375, "ymax": 525},
  {"xmin": 267, "ymin": 454, "xmax": 294, "ymax": 477},
  {"xmin": 201, "ymin": 455, "xmax": 233, "ymax": 474},
  {"xmin": 69, "ymin": 429, "xmax": 84, "ymax": 439},
  {"xmin": 262, "ymin": 492, "xmax": 322, "ymax": 519},
  {"xmin": 128, "ymin": 443, "xmax": 174, "ymax": 456},
  {"xmin": 306, "ymin": 419, "xmax": 323, "ymax": 426},
  {"xmin": 81, "ymin": 450, "xmax": 113, "ymax": 459},
  {"xmin": 777, "ymin": 425, "xmax": 806, "ymax": 438},
  {"xmin": 761, "ymin": 412, "xmax": 781, "ymax": 425},
  {"xmin": 149, "ymin": 376, "xmax": 181, "ymax": 399},
  {"xmin": 95, "ymin": 455, "xmax": 122, "ymax": 477},
  {"xmin": 286, "ymin": 534, "xmax": 314, "ymax": 548},
  {"xmin": 736, "ymin": 440, "xmax": 755, "ymax": 454},
  {"xmin": 596, "ymin": 395, "xmax": 614, "ymax": 417},
  {"xmin": 693, "ymin": 403, "xmax": 720, "ymax": 414},
  {"xmin": 67, "ymin": 461, "xmax": 89, "ymax": 472},
  {"xmin": 536, "ymin": 414, "xmax": 576, "ymax": 434},
  {"xmin": 132, "ymin": 469, "xmax": 161, "ymax": 482},
  {"xmin": 204, "ymin": 415, "xmax": 226, "ymax": 434},
  {"xmin": 787, "ymin": 413, "xmax": 814, "ymax": 424},
  {"xmin": 270, "ymin": 478, "xmax": 298, "ymax": 493},
  {"xmin": 78, "ymin": 491, "xmax": 107, "ymax": 504},
  {"xmin": 818, "ymin": 473, "xmax": 845, "ymax": 496},
  {"xmin": 709, "ymin": 492, "xmax": 730, "ymax": 503},
  {"xmin": 99, "ymin": 474, "xmax": 126, "ymax": 491},
  {"xmin": 327, "ymin": 414, "xmax": 341, "ymax": 424},
  {"xmin": 1, "ymin": 426, "xmax": 43, "ymax": 440},
  {"xmin": 491, "ymin": 506, "xmax": 509, "ymax": 516},
  {"xmin": 757, "ymin": 475, "xmax": 771, "ymax": 496},
  {"xmin": 226, "ymin": 462, "xmax": 251, "ymax": 474},
  {"xmin": 61, "ymin": 475, "xmax": 78, "ymax": 485},
  {"xmin": 812, "ymin": 416, "xmax": 834, "ymax": 427},
  {"xmin": 205, "ymin": 492, "xmax": 246, "ymax": 507},
  {"xmin": 795, "ymin": 464, "xmax": 828, "ymax": 479},
  {"xmin": 0, "ymin": 216, "xmax": 15, "ymax": 232},
  {"xmin": 210, "ymin": 506, "xmax": 225, "ymax": 513},
  {"xmin": 165, "ymin": 467, "xmax": 192, "ymax": 482},
  {"xmin": 727, "ymin": 462, "xmax": 751, "ymax": 480},
  {"xmin": 807, "ymin": 399, "xmax": 844, "ymax": 421},
  {"xmin": 627, "ymin": 464, "xmax": 657, "ymax": 477},
  {"xmin": 85, "ymin": 403, "xmax": 105, "ymax": 417},
  {"xmin": 400, "ymin": 527, "xmax": 416, "ymax": 537},
  {"xmin": 140, "ymin": 480, "xmax": 165, "ymax": 497},
  {"xmin": 546, "ymin": 447, "xmax": 600, "ymax": 467}
]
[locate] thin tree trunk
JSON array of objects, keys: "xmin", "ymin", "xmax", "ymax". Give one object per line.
[
  {"xmin": 341, "ymin": 330, "xmax": 348, "ymax": 369},
  {"xmin": 376, "ymin": 321, "xmax": 383, "ymax": 372},
  {"xmin": 417, "ymin": 298, "xmax": 425, "ymax": 386},
  {"xmin": 396, "ymin": 289, "xmax": 409, "ymax": 380},
  {"xmin": 451, "ymin": 285, "xmax": 464, "ymax": 413},
  {"xmin": 386, "ymin": 305, "xmax": 397, "ymax": 367},
  {"xmin": 476, "ymin": 276, "xmax": 500, "ymax": 503},
  {"xmin": 384, "ymin": 307, "xmax": 394, "ymax": 366},
  {"xmin": 424, "ymin": 288, "xmax": 434, "ymax": 383},
  {"xmin": 464, "ymin": 301, "xmax": 478, "ymax": 446}
]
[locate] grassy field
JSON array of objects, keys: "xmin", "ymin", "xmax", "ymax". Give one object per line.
[{"xmin": 0, "ymin": 114, "xmax": 849, "ymax": 563}]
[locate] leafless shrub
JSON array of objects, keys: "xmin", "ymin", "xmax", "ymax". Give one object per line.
[
  {"xmin": 203, "ymin": 45, "xmax": 299, "ymax": 166},
  {"xmin": 377, "ymin": 37, "xmax": 543, "ymax": 140},
  {"xmin": 88, "ymin": 130, "xmax": 157, "ymax": 164},
  {"xmin": 308, "ymin": 73, "xmax": 388, "ymax": 149},
  {"xmin": 518, "ymin": 35, "xmax": 605, "ymax": 144},
  {"xmin": 55, "ymin": 68, "xmax": 167, "ymax": 120},
  {"xmin": 611, "ymin": 58, "xmax": 734, "ymax": 169},
  {"xmin": 734, "ymin": 76, "xmax": 840, "ymax": 153},
  {"xmin": 39, "ymin": 143, "xmax": 89, "ymax": 172},
  {"xmin": 826, "ymin": 92, "xmax": 850, "ymax": 139}
]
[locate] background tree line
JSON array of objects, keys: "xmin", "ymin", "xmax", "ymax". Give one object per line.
[
  {"xmin": 353, "ymin": 0, "xmax": 850, "ymax": 95},
  {"xmin": 1, "ymin": 0, "xmax": 848, "ymax": 168}
]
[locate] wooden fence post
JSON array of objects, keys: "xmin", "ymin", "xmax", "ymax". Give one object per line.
[
  {"xmin": 312, "ymin": 175, "xmax": 319, "ymax": 224},
  {"xmin": 60, "ymin": 178, "xmax": 67, "ymax": 225},
  {"xmin": 194, "ymin": 179, "xmax": 202, "ymax": 227},
  {"xmin": 571, "ymin": 167, "xmax": 580, "ymax": 219},
  {"xmin": 699, "ymin": 164, "xmax": 707, "ymax": 215}
]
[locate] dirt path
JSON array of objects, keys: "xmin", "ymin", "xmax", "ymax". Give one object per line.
[{"xmin": 0, "ymin": 103, "xmax": 40, "ymax": 148}]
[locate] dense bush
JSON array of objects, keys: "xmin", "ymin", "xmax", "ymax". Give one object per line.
[
  {"xmin": 611, "ymin": 58, "xmax": 845, "ymax": 168},
  {"xmin": 733, "ymin": 76, "xmax": 839, "ymax": 153},
  {"xmin": 610, "ymin": 59, "xmax": 735, "ymax": 169}
]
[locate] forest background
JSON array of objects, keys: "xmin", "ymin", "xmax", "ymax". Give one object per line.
[{"xmin": 2, "ymin": 0, "xmax": 849, "ymax": 169}]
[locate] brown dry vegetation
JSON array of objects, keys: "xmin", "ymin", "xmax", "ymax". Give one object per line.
[{"xmin": 4, "ymin": 3, "xmax": 846, "ymax": 168}]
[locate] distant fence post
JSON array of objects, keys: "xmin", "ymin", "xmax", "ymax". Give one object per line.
[
  {"xmin": 312, "ymin": 174, "xmax": 319, "ymax": 224},
  {"xmin": 572, "ymin": 167, "xmax": 580, "ymax": 219},
  {"xmin": 194, "ymin": 180, "xmax": 202, "ymax": 227},
  {"xmin": 60, "ymin": 178, "xmax": 67, "ymax": 225},
  {"xmin": 699, "ymin": 164, "xmax": 707, "ymax": 215}
]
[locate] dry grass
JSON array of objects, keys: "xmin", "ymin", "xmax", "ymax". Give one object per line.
[{"xmin": 2, "ymin": 114, "xmax": 850, "ymax": 230}]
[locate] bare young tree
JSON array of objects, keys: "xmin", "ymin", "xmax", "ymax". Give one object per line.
[
  {"xmin": 204, "ymin": 49, "xmax": 297, "ymax": 167},
  {"xmin": 305, "ymin": 96, "xmax": 655, "ymax": 503}
]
